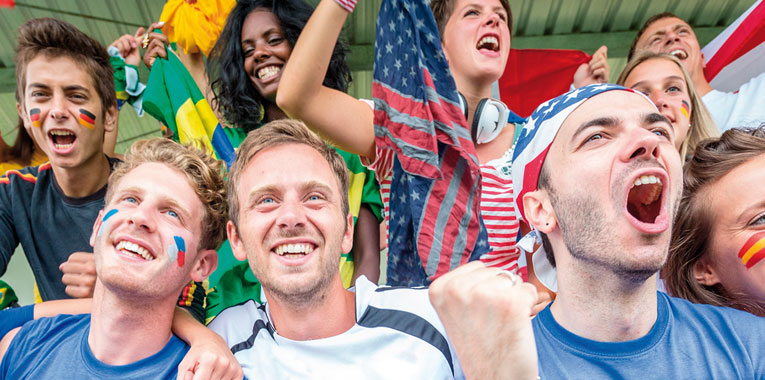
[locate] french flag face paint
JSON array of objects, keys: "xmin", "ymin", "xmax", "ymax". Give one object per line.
[
  {"xmin": 78, "ymin": 109, "xmax": 96, "ymax": 130},
  {"xmin": 29, "ymin": 108, "xmax": 41, "ymax": 128},
  {"xmin": 166, "ymin": 236, "xmax": 186, "ymax": 267},
  {"xmin": 738, "ymin": 230, "xmax": 765, "ymax": 270},
  {"xmin": 680, "ymin": 100, "xmax": 690, "ymax": 120},
  {"xmin": 97, "ymin": 209, "xmax": 118, "ymax": 237}
]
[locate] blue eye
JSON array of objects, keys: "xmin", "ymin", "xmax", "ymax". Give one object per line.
[
  {"xmin": 260, "ymin": 197, "xmax": 275, "ymax": 204},
  {"xmin": 752, "ymin": 214, "xmax": 765, "ymax": 226},
  {"xmin": 652, "ymin": 128, "xmax": 670, "ymax": 138},
  {"xmin": 167, "ymin": 210, "xmax": 179, "ymax": 218},
  {"xmin": 124, "ymin": 196, "xmax": 138, "ymax": 204}
]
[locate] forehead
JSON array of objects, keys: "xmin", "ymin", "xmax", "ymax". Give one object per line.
[
  {"xmin": 111, "ymin": 163, "xmax": 201, "ymax": 211},
  {"xmin": 242, "ymin": 9, "xmax": 282, "ymax": 38},
  {"xmin": 640, "ymin": 17, "xmax": 691, "ymax": 40},
  {"xmin": 625, "ymin": 58, "xmax": 686, "ymax": 86},
  {"xmin": 238, "ymin": 143, "xmax": 341, "ymax": 197},
  {"xmin": 25, "ymin": 55, "xmax": 96, "ymax": 92}
]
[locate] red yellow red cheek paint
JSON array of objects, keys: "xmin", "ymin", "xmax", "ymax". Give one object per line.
[
  {"xmin": 738, "ymin": 230, "xmax": 765, "ymax": 269},
  {"xmin": 680, "ymin": 100, "xmax": 690, "ymax": 120},
  {"xmin": 29, "ymin": 108, "xmax": 41, "ymax": 128},
  {"xmin": 166, "ymin": 236, "xmax": 186, "ymax": 267},
  {"xmin": 78, "ymin": 109, "xmax": 96, "ymax": 130}
]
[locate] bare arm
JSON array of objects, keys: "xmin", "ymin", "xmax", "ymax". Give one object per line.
[
  {"xmin": 0, "ymin": 327, "xmax": 20, "ymax": 361},
  {"xmin": 276, "ymin": 0, "xmax": 376, "ymax": 159},
  {"xmin": 351, "ymin": 205, "xmax": 381, "ymax": 284}
]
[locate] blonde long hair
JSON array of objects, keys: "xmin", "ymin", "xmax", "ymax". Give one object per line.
[{"xmin": 617, "ymin": 52, "xmax": 719, "ymax": 159}]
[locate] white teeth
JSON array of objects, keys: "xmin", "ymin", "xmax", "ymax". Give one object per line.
[
  {"xmin": 50, "ymin": 130, "xmax": 74, "ymax": 136},
  {"xmin": 669, "ymin": 49, "xmax": 687, "ymax": 59},
  {"xmin": 116, "ymin": 240, "xmax": 154, "ymax": 261},
  {"xmin": 632, "ymin": 175, "xmax": 661, "ymax": 188},
  {"xmin": 274, "ymin": 243, "xmax": 313, "ymax": 256},
  {"xmin": 477, "ymin": 36, "xmax": 499, "ymax": 51},
  {"xmin": 54, "ymin": 143, "xmax": 72, "ymax": 149},
  {"xmin": 257, "ymin": 65, "xmax": 280, "ymax": 79}
]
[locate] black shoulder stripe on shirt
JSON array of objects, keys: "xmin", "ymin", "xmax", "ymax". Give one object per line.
[
  {"xmin": 357, "ymin": 306, "xmax": 453, "ymax": 374},
  {"xmin": 230, "ymin": 318, "xmax": 275, "ymax": 354}
]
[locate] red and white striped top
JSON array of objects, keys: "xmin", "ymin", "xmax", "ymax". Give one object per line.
[{"xmin": 364, "ymin": 146, "xmax": 520, "ymax": 273}]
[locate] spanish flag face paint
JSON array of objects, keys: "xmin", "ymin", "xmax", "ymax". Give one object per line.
[
  {"xmin": 680, "ymin": 100, "xmax": 690, "ymax": 120},
  {"xmin": 738, "ymin": 230, "xmax": 765, "ymax": 270},
  {"xmin": 29, "ymin": 108, "xmax": 41, "ymax": 128},
  {"xmin": 78, "ymin": 108, "xmax": 96, "ymax": 130}
]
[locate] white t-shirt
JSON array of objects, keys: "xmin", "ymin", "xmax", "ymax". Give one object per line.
[
  {"xmin": 208, "ymin": 276, "xmax": 464, "ymax": 380},
  {"xmin": 702, "ymin": 72, "xmax": 765, "ymax": 131}
]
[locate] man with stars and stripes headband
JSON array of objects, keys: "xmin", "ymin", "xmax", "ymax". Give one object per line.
[{"xmin": 432, "ymin": 84, "xmax": 765, "ymax": 379}]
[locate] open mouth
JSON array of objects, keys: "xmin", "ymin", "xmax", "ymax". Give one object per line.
[
  {"xmin": 626, "ymin": 175, "xmax": 663, "ymax": 224},
  {"xmin": 669, "ymin": 49, "xmax": 688, "ymax": 60},
  {"xmin": 257, "ymin": 65, "xmax": 281, "ymax": 80},
  {"xmin": 273, "ymin": 242, "xmax": 316, "ymax": 258},
  {"xmin": 116, "ymin": 240, "xmax": 155, "ymax": 261},
  {"xmin": 476, "ymin": 35, "xmax": 499, "ymax": 52},
  {"xmin": 49, "ymin": 130, "xmax": 76, "ymax": 150}
]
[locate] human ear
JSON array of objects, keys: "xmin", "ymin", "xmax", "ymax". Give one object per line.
[
  {"xmin": 103, "ymin": 103, "xmax": 118, "ymax": 133},
  {"xmin": 89, "ymin": 210, "xmax": 105, "ymax": 247},
  {"xmin": 341, "ymin": 212, "xmax": 354, "ymax": 254},
  {"xmin": 692, "ymin": 255, "xmax": 721, "ymax": 286},
  {"xmin": 189, "ymin": 249, "xmax": 218, "ymax": 282},
  {"xmin": 523, "ymin": 189, "xmax": 557, "ymax": 234},
  {"xmin": 227, "ymin": 220, "xmax": 247, "ymax": 261}
]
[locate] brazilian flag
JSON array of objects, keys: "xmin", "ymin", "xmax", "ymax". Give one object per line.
[{"xmin": 143, "ymin": 33, "xmax": 235, "ymax": 167}]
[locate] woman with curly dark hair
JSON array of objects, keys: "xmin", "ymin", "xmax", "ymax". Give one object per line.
[
  {"xmin": 206, "ymin": 0, "xmax": 352, "ymax": 133},
  {"xmin": 664, "ymin": 125, "xmax": 765, "ymax": 316}
]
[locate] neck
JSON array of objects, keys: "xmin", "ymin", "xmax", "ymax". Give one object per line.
[
  {"xmin": 264, "ymin": 101, "xmax": 288, "ymax": 123},
  {"xmin": 88, "ymin": 283, "xmax": 175, "ymax": 365},
  {"xmin": 266, "ymin": 276, "xmax": 356, "ymax": 341},
  {"xmin": 52, "ymin": 154, "xmax": 110, "ymax": 198},
  {"xmin": 691, "ymin": 68, "xmax": 713, "ymax": 96},
  {"xmin": 550, "ymin": 257, "xmax": 658, "ymax": 342}
]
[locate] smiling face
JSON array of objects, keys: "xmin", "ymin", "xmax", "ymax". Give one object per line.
[
  {"xmin": 241, "ymin": 9, "xmax": 292, "ymax": 101},
  {"xmin": 541, "ymin": 91, "xmax": 683, "ymax": 280},
  {"xmin": 624, "ymin": 58, "xmax": 692, "ymax": 150},
  {"xmin": 20, "ymin": 55, "xmax": 114, "ymax": 169},
  {"xmin": 91, "ymin": 162, "xmax": 208, "ymax": 300},
  {"xmin": 698, "ymin": 154, "xmax": 765, "ymax": 302},
  {"xmin": 228, "ymin": 143, "xmax": 353, "ymax": 306},
  {"xmin": 634, "ymin": 17, "xmax": 705, "ymax": 79},
  {"xmin": 441, "ymin": 0, "xmax": 511, "ymax": 88}
]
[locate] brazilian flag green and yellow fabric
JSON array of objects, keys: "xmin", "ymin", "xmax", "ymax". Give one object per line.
[
  {"xmin": 143, "ymin": 32, "xmax": 235, "ymax": 167},
  {"xmin": 0, "ymin": 280, "xmax": 19, "ymax": 309}
]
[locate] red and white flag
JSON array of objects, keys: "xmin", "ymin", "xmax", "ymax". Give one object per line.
[{"xmin": 702, "ymin": 0, "xmax": 765, "ymax": 92}]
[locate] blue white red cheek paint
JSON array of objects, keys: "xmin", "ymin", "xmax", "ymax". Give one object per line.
[
  {"xmin": 166, "ymin": 236, "xmax": 186, "ymax": 267},
  {"xmin": 97, "ymin": 209, "xmax": 118, "ymax": 237}
]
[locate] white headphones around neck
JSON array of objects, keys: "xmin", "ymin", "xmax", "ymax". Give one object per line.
[{"xmin": 457, "ymin": 92, "xmax": 510, "ymax": 144}]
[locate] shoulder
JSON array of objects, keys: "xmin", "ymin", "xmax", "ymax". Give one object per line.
[
  {"xmin": 207, "ymin": 300, "xmax": 273, "ymax": 350},
  {"xmin": 4, "ymin": 314, "xmax": 88, "ymax": 357},
  {"xmin": 0, "ymin": 162, "xmax": 52, "ymax": 188},
  {"xmin": 662, "ymin": 293, "xmax": 764, "ymax": 342}
]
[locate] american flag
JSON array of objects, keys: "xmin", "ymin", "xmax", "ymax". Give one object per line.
[{"xmin": 373, "ymin": 0, "xmax": 490, "ymax": 285}]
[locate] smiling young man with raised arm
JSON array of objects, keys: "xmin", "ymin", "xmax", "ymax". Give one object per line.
[{"xmin": 0, "ymin": 138, "xmax": 226, "ymax": 379}]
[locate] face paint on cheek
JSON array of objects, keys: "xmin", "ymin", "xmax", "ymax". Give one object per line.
[
  {"xmin": 78, "ymin": 109, "xmax": 96, "ymax": 130},
  {"xmin": 29, "ymin": 108, "xmax": 41, "ymax": 128},
  {"xmin": 680, "ymin": 100, "xmax": 690, "ymax": 120},
  {"xmin": 97, "ymin": 209, "xmax": 119, "ymax": 237},
  {"xmin": 166, "ymin": 236, "xmax": 186, "ymax": 267},
  {"xmin": 737, "ymin": 230, "xmax": 765, "ymax": 270}
]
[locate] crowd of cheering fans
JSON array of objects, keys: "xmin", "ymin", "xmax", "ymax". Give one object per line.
[{"xmin": 0, "ymin": 0, "xmax": 763, "ymax": 379}]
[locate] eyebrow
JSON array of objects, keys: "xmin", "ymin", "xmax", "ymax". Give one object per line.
[
  {"xmin": 570, "ymin": 116, "xmax": 621, "ymax": 143},
  {"xmin": 644, "ymin": 112, "xmax": 673, "ymax": 133},
  {"xmin": 118, "ymin": 186, "xmax": 192, "ymax": 221},
  {"xmin": 629, "ymin": 75, "xmax": 685, "ymax": 89},
  {"xmin": 647, "ymin": 23, "xmax": 689, "ymax": 39},
  {"xmin": 27, "ymin": 83, "xmax": 90, "ymax": 93},
  {"xmin": 246, "ymin": 180, "xmax": 336, "ymax": 206}
]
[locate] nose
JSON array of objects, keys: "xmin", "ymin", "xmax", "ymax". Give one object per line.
[
  {"xmin": 275, "ymin": 198, "xmax": 306, "ymax": 231},
  {"xmin": 253, "ymin": 42, "xmax": 271, "ymax": 63},
  {"xmin": 48, "ymin": 94, "xmax": 69, "ymax": 121},
  {"xmin": 485, "ymin": 12, "xmax": 501, "ymax": 27},
  {"xmin": 127, "ymin": 203, "xmax": 157, "ymax": 233},
  {"xmin": 663, "ymin": 31, "xmax": 680, "ymax": 46},
  {"xmin": 649, "ymin": 90, "xmax": 670, "ymax": 111},
  {"xmin": 622, "ymin": 127, "xmax": 662, "ymax": 162}
]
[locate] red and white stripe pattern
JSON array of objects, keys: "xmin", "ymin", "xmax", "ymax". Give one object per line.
[
  {"xmin": 334, "ymin": 0, "xmax": 358, "ymax": 13},
  {"xmin": 364, "ymin": 147, "xmax": 395, "ymax": 241},
  {"xmin": 702, "ymin": 0, "xmax": 765, "ymax": 92}
]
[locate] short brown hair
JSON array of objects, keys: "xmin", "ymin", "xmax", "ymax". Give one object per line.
[
  {"xmin": 227, "ymin": 119, "xmax": 350, "ymax": 228},
  {"xmin": 431, "ymin": 0, "xmax": 513, "ymax": 40},
  {"xmin": 15, "ymin": 18, "xmax": 116, "ymax": 115},
  {"xmin": 617, "ymin": 52, "xmax": 719, "ymax": 159},
  {"xmin": 664, "ymin": 126, "xmax": 765, "ymax": 316},
  {"xmin": 628, "ymin": 12, "xmax": 682, "ymax": 61},
  {"xmin": 105, "ymin": 138, "xmax": 228, "ymax": 251}
]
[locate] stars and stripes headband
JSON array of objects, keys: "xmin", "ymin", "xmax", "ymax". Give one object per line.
[{"xmin": 510, "ymin": 84, "xmax": 656, "ymax": 290}]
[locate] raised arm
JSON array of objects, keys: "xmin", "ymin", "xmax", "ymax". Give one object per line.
[{"xmin": 276, "ymin": 0, "xmax": 376, "ymax": 159}]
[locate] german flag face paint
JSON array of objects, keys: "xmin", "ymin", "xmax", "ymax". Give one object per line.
[
  {"xmin": 680, "ymin": 100, "xmax": 690, "ymax": 120},
  {"xmin": 738, "ymin": 230, "xmax": 765, "ymax": 270},
  {"xmin": 29, "ymin": 108, "xmax": 41, "ymax": 128},
  {"xmin": 167, "ymin": 236, "xmax": 186, "ymax": 267},
  {"xmin": 78, "ymin": 108, "xmax": 96, "ymax": 130}
]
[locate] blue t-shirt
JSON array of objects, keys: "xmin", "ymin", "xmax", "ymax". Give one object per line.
[
  {"xmin": 533, "ymin": 292, "xmax": 765, "ymax": 379},
  {"xmin": 0, "ymin": 313, "xmax": 188, "ymax": 379}
]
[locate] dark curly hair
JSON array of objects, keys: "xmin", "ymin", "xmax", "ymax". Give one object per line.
[{"xmin": 207, "ymin": 0, "xmax": 352, "ymax": 132}]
